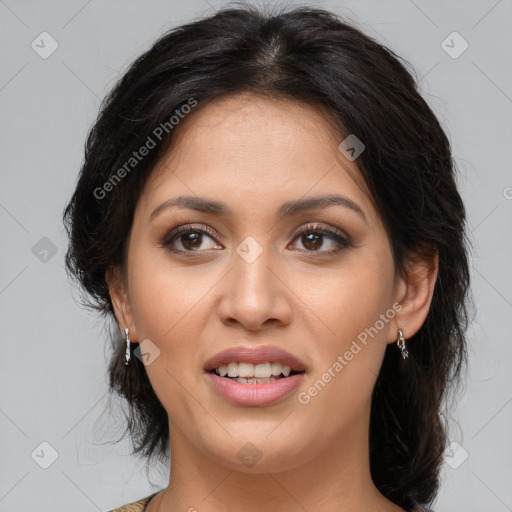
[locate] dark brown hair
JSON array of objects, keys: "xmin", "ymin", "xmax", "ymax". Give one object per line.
[{"xmin": 63, "ymin": 4, "xmax": 473, "ymax": 510}]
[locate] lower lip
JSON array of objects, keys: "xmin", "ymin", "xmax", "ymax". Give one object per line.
[{"xmin": 206, "ymin": 372, "xmax": 305, "ymax": 406}]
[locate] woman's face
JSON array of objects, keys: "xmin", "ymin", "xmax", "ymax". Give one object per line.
[{"xmin": 113, "ymin": 93, "xmax": 409, "ymax": 473}]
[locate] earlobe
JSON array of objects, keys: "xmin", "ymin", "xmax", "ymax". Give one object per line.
[
  {"xmin": 388, "ymin": 249, "xmax": 438, "ymax": 343},
  {"xmin": 106, "ymin": 266, "xmax": 138, "ymax": 342}
]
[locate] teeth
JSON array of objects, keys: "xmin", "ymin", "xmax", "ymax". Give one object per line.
[
  {"xmin": 227, "ymin": 362, "xmax": 238, "ymax": 377},
  {"xmin": 271, "ymin": 362, "xmax": 282, "ymax": 376},
  {"xmin": 235, "ymin": 377, "xmax": 277, "ymax": 384},
  {"xmin": 239, "ymin": 362, "xmax": 254, "ymax": 378},
  {"xmin": 254, "ymin": 362, "xmax": 271, "ymax": 378},
  {"xmin": 214, "ymin": 361, "xmax": 293, "ymax": 378}
]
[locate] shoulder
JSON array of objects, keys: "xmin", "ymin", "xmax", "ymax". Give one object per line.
[{"xmin": 106, "ymin": 491, "xmax": 160, "ymax": 512}]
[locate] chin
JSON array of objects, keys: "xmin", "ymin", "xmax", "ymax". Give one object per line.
[{"xmin": 199, "ymin": 430, "xmax": 312, "ymax": 474}]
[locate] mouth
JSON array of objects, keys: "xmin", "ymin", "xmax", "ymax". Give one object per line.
[
  {"xmin": 204, "ymin": 345, "xmax": 306, "ymax": 406},
  {"xmin": 207, "ymin": 361, "xmax": 304, "ymax": 384}
]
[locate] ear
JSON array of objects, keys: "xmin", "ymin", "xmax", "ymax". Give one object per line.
[
  {"xmin": 106, "ymin": 266, "xmax": 139, "ymax": 342},
  {"xmin": 387, "ymin": 247, "xmax": 438, "ymax": 344}
]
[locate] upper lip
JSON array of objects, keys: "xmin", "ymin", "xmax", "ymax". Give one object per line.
[{"xmin": 204, "ymin": 345, "xmax": 307, "ymax": 373}]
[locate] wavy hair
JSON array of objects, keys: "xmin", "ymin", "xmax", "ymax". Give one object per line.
[{"xmin": 63, "ymin": 4, "xmax": 473, "ymax": 510}]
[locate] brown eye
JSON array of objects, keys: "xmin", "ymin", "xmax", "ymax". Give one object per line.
[
  {"xmin": 290, "ymin": 223, "xmax": 352, "ymax": 254},
  {"xmin": 300, "ymin": 232, "xmax": 323, "ymax": 251},
  {"xmin": 161, "ymin": 224, "xmax": 222, "ymax": 254},
  {"xmin": 178, "ymin": 231, "xmax": 203, "ymax": 250}
]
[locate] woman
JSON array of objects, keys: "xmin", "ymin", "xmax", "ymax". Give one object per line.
[{"xmin": 63, "ymin": 4, "xmax": 472, "ymax": 512}]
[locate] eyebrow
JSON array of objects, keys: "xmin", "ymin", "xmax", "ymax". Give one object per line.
[{"xmin": 149, "ymin": 194, "xmax": 368, "ymax": 225}]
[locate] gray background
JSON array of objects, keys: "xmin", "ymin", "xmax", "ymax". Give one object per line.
[{"xmin": 0, "ymin": 0, "xmax": 511, "ymax": 511}]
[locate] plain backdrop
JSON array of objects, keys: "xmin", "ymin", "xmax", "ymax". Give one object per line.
[{"xmin": 0, "ymin": 0, "xmax": 511, "ymax": 511}]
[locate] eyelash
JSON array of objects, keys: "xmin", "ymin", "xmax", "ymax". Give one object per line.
[{"xmin": 159, "ymin": 222, "xmax": 353, "ymax": 257}]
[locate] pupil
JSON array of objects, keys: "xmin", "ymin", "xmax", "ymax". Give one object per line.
[
  {"xmin": 182, "ymin": 232, "xmax": 201, "ymax": 250},
  {"xmin": 303, "ymin": 233, "xmax": 321, "ymax": 250}
]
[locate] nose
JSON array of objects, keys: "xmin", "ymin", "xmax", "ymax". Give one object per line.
[{"xmin": 217, "ymin": 241, "xmax": 292, "ymax": 332}]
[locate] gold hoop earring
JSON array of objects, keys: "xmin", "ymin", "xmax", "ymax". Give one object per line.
[{"xmin": 396, "ymin": 329, "xmax": 409, "ymax": 359}]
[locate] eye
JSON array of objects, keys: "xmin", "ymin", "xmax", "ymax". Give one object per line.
[
  {"xmin": 160, "ymin": 221, "xmax": 352, "ymax": 256},
  {"xmin": 289, "ymin": 223, "xmax": 352, "ymax": 254},
  {"xmin": 160, "ymin": 223, "xmax": 222, "ymax": 254}
]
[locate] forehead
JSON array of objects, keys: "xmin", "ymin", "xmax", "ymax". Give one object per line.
[{"xmin": 141, "ymin": 94, "xmax": 376, "ymax": 225}]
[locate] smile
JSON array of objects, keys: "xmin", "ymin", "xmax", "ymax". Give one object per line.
[
  {"xmin": 206, "ymin": 371, "xmax": 305, "ymax": 406},
  {"xmin": 212, "ymin": 361, "xmax": 297, "ymax": 382}
]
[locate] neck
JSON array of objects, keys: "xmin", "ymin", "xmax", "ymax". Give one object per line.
[{"xmin": 151, "ymin": 403, "xmax": 404, "ymax": 512}]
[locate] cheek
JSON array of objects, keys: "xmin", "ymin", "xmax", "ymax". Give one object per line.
[
  {"xmin": 127, "ymin": 245, "xmax": 216, "ymax": 342},
  {"xmin": 292, "ymin": 253, "xmax": 395, "ymax": 413},
  {"xmin": 293, "ymin": 254, "xmax": 395, "ymax": 346},
  {"xmin": 125, "ymin": 251, "xmax": 211, "ymax": 404},
  {"xmin": 126, "ymin": 250, "xmax": 215, "ymax": 414}
]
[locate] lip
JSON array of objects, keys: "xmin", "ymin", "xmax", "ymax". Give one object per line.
[
  {"xmin": 203, "ymin": 345, "xmax": 307, "ymax": 373},
  {"xmin": 206, "ymin": 372, "xmax": 305, "ymax": 406}
]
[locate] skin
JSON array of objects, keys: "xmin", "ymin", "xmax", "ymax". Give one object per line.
[{"xmin": 108, "ymin": 93, "xmax": 438, "ymax": 512}]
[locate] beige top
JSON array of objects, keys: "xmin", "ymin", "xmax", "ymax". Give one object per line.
[
  {"xmin": 108, "ymin": 492, "xmax": 434, "ymax": 511},
  {"xmin": 107, "ymin": 491, "xmax": 160, "ymax": 512}
]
